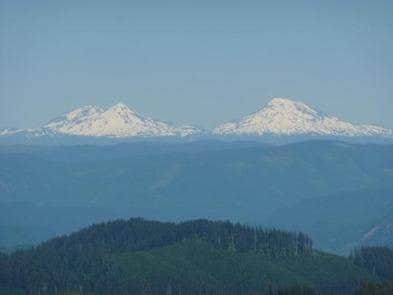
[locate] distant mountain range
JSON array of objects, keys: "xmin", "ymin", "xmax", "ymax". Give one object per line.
[
  {"xmin": 0, "ymin": 103, "xmax": 200, "ymax": 138},
  {"xmin": 1, "ymin": 98, "xmax": 392, "ymax": 143}
]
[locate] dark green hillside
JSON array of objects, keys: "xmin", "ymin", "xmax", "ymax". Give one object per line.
[
  {"xmin": 355, "ymin": 281, "xmax": 393, "ymax": 295},
  {"xmin": 0, "ymin": 218, "xmax": 374, "ymax": 295},
  {"xmin": 111, "ymin": 240, "xmax": 371, "ymax": 294}
]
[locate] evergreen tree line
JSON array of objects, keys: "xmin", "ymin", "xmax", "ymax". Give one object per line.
[
  {"xmin": 0, "ymin": 218, "xmax": 358, "ymax": 295},
  {"xmin": 350, "ymin": 246, "xmax": 393, "ymax": 280},
  {"xmin": 31, "ymin": 218, "xmax": 314, "ymax": 257}
]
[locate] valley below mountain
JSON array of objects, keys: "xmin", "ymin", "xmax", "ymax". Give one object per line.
[{"xmin": 1, "ymin": 140, "xmax": 392, "ymax": 254}]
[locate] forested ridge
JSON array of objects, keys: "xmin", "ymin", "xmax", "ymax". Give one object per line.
[
  {"xmin": 1, "ymin": 141, "xmax": 393, "ymax": 254},
  {"xmin": 0, "ymin": 218, "xmax": 384, "ymax": 295}
]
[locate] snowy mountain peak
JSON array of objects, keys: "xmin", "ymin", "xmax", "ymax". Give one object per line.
[
  {"xmin": 213, "ymin": 98, "xmax": 393, "ymax": 137},
  {"xmin": 112, "ymin": 102, "xmax": 127, "ymax": 108},
  {"xmin": 107, "ymin": 102, "xmax": 135, "ymax": 114},
  {"xmin": 102, "ymin": 102, "xmax": 141, "ymax": 122},
  {"xmin": 254, "ymin": 97, "xmax": 322, "ymax": 119},
  {"xmin": 268, "ymin": 97, "xmax": 301, "ymax": 106},
  {"xmin": 267, "ymin": 97, "xmax": 318, "ymax": 113},
  {"xmin": 63, "ymin": 105, "xmax": 103, "ymax": 121},
  {"xmin": 43, "ymin": 102, "xmax": 200, "ymax": 138}
]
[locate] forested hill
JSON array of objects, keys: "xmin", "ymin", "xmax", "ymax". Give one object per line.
[
  {"xmin": 0, "ymin": 218, "xmax": 376, "ymax": 295},
  {"xmin": 36, "ymin": 218, "xmax": 313, "ymax": 256}
]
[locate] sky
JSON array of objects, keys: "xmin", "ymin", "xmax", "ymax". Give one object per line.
[{"xmin": 0, "ymin": 0, "xmax": 392, "ymax": 129}]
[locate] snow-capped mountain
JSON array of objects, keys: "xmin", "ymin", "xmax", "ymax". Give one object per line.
[
  {"xmin": 42, "ymin": 103, "xmax": 200, "ymax": 137},
  {"xmin": 213, "ymin": 98, "xmax": 393, "ymax": 137},
  {"xmin": 1, "ymin": 98, "xmax": 392, "ymax": 144}
]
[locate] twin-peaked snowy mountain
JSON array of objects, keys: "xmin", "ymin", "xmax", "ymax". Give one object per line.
[
  {"xmin": 42, "ymin": 103, "xmax": 199, "ymax": 137},
  {"xmin": 213, "ymin": 98, "xmax": 392, "ymax": 137},
  {"xmin": 1, "ymin": 98, "xmax": 392, "ymax": 142}
]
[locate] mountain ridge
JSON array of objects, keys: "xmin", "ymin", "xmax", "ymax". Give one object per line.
[
  {"xmin": 42, "ymin": 102, "xmax": 201, "ymax": 138},
  {"xmin": 1, "ymin": 98, "xmax": 392, "ymax": 140}
]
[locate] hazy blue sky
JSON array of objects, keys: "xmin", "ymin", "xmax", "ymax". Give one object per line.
[{"xmin": 1, "ymin": 0, "xmax": 392, "ymax": 129}]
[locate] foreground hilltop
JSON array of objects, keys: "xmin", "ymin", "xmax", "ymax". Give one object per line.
[{"xmin": 0, "ymin": 218, "xmax": 377, "ymax": 295}]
